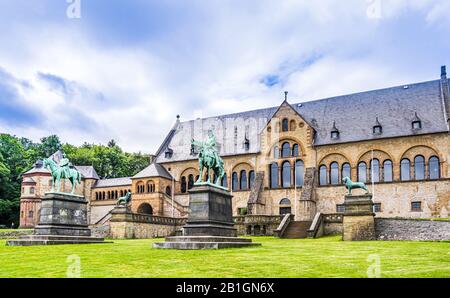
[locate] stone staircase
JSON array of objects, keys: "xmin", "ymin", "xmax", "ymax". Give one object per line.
[{"xmin": 282, "ymin": 221, "xmax": 312, "ymax": 238}]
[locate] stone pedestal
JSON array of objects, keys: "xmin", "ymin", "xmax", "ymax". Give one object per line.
[
  {"xmin": 342, "ymin": 194, "xmax": 375, "ymax": 241},
  {"xmin": 7, "ymin": 193, "xmax": 107, "ymax": 246},
  {"xmin": 153, "ymin": 184, "xmax": 260, "ymax": 249}
]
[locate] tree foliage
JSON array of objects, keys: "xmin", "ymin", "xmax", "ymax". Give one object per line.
[{"xmin": 0, "ymin": 133, "xmax": 150, "ymax": 226}]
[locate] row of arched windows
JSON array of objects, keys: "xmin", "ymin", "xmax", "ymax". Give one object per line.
[
  {"xmin": 95, "ymin": 189, "xmax": 131, "ymax": 201},
  {"xmin": 273, "ymin": 142, "xmax": 300, "ymax": 159},
  {"xmin": 231, "ymin": 170, "xmax": 255, "ymax": 191},
  {"xmin": 269, "ymin": 160, "xmax": 304, "ymax": 188},
  {"xmin": 136, "ymin": 181, "xmax": 156, "ymax": 194},
  {"xmin": 319, "ymin": 155, "xmax": 440, "ymax": 185},
  {"xmin": 180, "ymin": 174, "xmax": 199, "ymax": 193}
]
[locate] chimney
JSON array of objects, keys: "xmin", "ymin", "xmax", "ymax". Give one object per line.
[{"xmin": 441, "ymin": 65, "xmax": 447, "ymax": 80}]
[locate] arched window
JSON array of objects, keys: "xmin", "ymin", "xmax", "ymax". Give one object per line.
[
  {"xmin": 429, "ymin": 156, "xmax": 440, "ymax": 179},
  {"xmin": 282, "ymin": 118, "xmax": 289, "ymax": 132},
  {"xmin": 232, "ymin": 172, "xmax": 239, "ymax": 191},
  {"xmin": 330, "ymin": 162, "xmax": 339, "ymax": 184},
  {"xmin": 240, "ymin": 170, "xmax": 247, "ymax": 190},
  {"xmin": 357, "ymin": 162, "xmax": 367, "ymax": 183},
  {"xmin": 95, "ymin": 192, "xmax": 99, "ymax": 200},
  {"xmin": 370, "ymin": 159, "xmax": 380, "ymax": 183},
  {"xmin": 188, "ymin": 174, "xmax": 194, "ymax": 189},
  {"xmin": 181, "ymin": 176, "xmax": 187, "ymax": 193},
  {"xmin": 165, "ymin": 186, "xmax": 171, "ymax": 196},
  {"xmin": 279, "ymin": 198, "xmax": 291, "ymax": 215},
  {"xmin": 319, "ymin": 165, "xmax": 327, "ymax": 185},
  {"xmin": 273, "ymin": 146, "xmax": 279, "ymax": 159},
  {"xmin": 295, "ymin": 160, "xmax": 304, "ymax": 187},
  {"xmin": 282, "ymin": 161, "xmax": 291, "ymax": 188},
  {"xmin": 281, "ymin": 142, "xmax": 290, "ymax": 158},
  {"xmin": 414, "ymin": 155, "xmax": 425, "ymax": 180},
  {"xmin": 270, "ymin": 163, "xmax": 279, "ymax": 188},
  {"xmin": 292, "ymin": 144, "xmax": 299, "ymax": 157},
  {"xmin": 248, "ymin": 170, "xmax": 255, "ymax": 189},
  {"xmin": 341, "ymin": 163, "xmax": 351, "ymax": 181},
  {"xmin": 383, "ymin": 160, "xmax": 393, "ymax": 182},
  {"xmin": 400, "ymin": 158, "xmax": 411, "ymax": 181},
  {"xmin": 147, "ymin": 181, "xmax": 155, "ymax": 193},
  {"xmin": 221, "ymin": 173, "xmax": 228, "ymax": 188},
  {"xmin": 136, "ymin": 182, "xmax": 144, "ymax": 194}
]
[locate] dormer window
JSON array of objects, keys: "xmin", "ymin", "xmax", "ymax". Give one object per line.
[
  {"xmin": 165, "ymin": 147, "xmax": 173, "ymax": 159},
  {"xmin": 412, "ymin": 112, "xmax": 422, "ymax": 130},
  {"xmin": 190, "ymin": 143, "xmax": 197, "ymax": 155},
  {"xmin": 330, "ymin": 121, "xmax": 339, "ymax": 139},
  {"xmin": 373, "ymin": 117, "xmax": 382, "ymax": 135}
]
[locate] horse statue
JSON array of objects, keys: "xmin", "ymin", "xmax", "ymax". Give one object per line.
[
  {"xmin": 43, "ymin": 157, "xmax": 82, "ymax": 194},
  {"xmin": 117, "ymin": 191, "xmax": 132, "ymax": 206},
  {"xmin": 342, "ymin": 176, "xmax": 369, "ymax": 195},
  {"xmin": 191, "ymin": 130, "xmax": 225, "ymax": 186}
]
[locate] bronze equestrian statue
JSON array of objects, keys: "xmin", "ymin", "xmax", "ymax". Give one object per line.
[{"xmin": 43, "ymin": 154, "xmax": 81, "ymax": 194}]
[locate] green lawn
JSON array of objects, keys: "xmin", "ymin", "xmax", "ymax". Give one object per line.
[{"xmin": 0, "ymin": 236, "xmax": 449, "ymax": 278}]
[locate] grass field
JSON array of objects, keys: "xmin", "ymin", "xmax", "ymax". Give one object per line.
[{"xmin": 0, "ymin": 236, "xmax": 449, "ymax": 278}]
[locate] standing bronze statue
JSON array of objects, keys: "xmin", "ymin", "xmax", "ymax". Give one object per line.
[
  {"xmin": 43, "ymin": 153, "xmax": 81, "ymax": 194},
  {"xmin": 191, "ymin": 130, "xmax": 225, "ymax": 186}
]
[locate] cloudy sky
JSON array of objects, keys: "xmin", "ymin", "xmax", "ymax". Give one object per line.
[{"xmin": 0, "ymin": 0, "xmax": 449, "ymax": 153}]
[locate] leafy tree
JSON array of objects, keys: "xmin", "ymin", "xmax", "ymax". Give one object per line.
[{"xmin": 38, "ymin": 135, "xmax": 61, "ymax": 159}]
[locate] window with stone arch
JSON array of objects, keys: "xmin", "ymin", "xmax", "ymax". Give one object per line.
[
  {"xmin": 221, "ymin": 172, "xmax": 228, "ymax": 188},
  {"xmin": 279, "ymin": 198, "xmax": 291, "ymax": 215},
  {"xmin": 136, "ymin": 181, "xmax": 145, "ymax": 194},
  {"xmin": 319, "ymin": 165, "xmax": 327, "ymax": 185},
  {"xmin": 370, "ymin": 159, "xmax": 380, "ymax": 183},
  {"xmin": 400, "ymin": 158, "xmax": 411, "ymax": 181},
  {"xmin": 295, "ymin": 159, "xmax": 304, "ymax": 187},
  {"xmin": 147, "ymin": 181, "xmax": 155, "ymax": 193},
  {"xmin": 270, "ymin": 163, "xmax": 279, "ymax": 188},
  {"xmin": 240, "ymin": 170, "xmax": 247, "ymax": 190},
  {"xmin": 273, "ymin": 145, "xmax": 279, "ymax": 159},
  {"xmin": 281, "ymin": 142, "xmax": 290, "ymax": 158},
  {"xmin": 248, "ymin": 170, "xmax": 255, "ymax": 189},
  {"xmin": 165, "ymin": 186, "xmax": 171, "ymax": 196},
  {"xmin": 188, "ymin": 174, "xmax": 194, "ymax": 190},
  {"xmin": 282, "ymin": 161, "xmax": 291, "ymax": 188},
  {"xmin": 292, "ymin": 144, "xmax": 299, "ymax": 157},
  {"xmin": 232, "ymin": 172, "xmax": 239, "ymax": 191},
  {"xmin": 357, "ymin": 162, "xmax": 367, "ymax": 183},
  {"xmin": 383, "ymin": 160, "xmax": 393, "ymax": 182},
  {"xmin": 341, "ymin": 163, "xmax": 351, "ymax": 180},
  {"xmin": 181, "ymin": 176, "xmax": 187, "ymax": 193},
  {"xmin": 414, "ymin": 155, "xmax": 425, "ymax": 180},
  {"xmin": 330, "ymin": 162, "xmax": 339, "ymax": 185},
  {"xmin": 429, "ymin": 156, "xmax": 440, "ymax": 179},
  {"xmin": 282, "ymin": 118, "xmax": 289, "ymax": 132}
]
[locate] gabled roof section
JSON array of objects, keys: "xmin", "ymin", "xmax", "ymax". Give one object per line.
[
  {"xmin": 132, "ymin": 162, "xmax": 172, "ymax": 180},
  {"xmin": 263, "ymin": 99, "xmax": 316, "ymax": 132}
]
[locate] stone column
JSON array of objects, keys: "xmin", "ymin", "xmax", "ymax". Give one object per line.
[{"xmin": 342, "ymin": 194, "xmax": 375, "ymax": 241}]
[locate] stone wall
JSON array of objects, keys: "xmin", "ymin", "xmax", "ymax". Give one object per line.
[
  {"xmin": 375, "ymin": 218, "xmax": 450, "ymax": 241},
  {"xmin": 0, "ymin": 229, "xmax": 32, "ymax": 239}
]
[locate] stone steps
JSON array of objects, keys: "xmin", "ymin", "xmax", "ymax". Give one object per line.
[
  {"xmin": 154, "ymin": 241, "xmax": 261, "ymax": 250},
  {"xmin": 282, "ymin": 221, "xmax": 312, "ymax": 238},
  {"xmin": 7, "ymin": 235, "xmax": 110, "ymax": 246},
  {"xmin": 165, "ymin": 236, "xmax": 253, "ymax": 243}
]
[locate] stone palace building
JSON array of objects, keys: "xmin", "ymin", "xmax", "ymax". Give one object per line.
[{"xmin": 20, "ymin": 66, "xmax": 450, "ymax": 235}]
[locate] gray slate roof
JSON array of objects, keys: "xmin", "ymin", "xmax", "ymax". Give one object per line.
[
  {"xmin": 156, "ymin": 79, "xmax": 449, "ymax": 163},
  {"xmin": 74, "ymin": 166, "xmax": 100, "ymax": 180},
  {"xmin": 133, "ymin": 162, "xmax": 173, "ymax": 180},
  {"xmin": 93, "ymin": 177, "xmax": 132, "ymax": 188}
]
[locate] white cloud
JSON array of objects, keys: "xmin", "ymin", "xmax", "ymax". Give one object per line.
[{"xmin": 0, "ymin": 1, "xmax": 449, "ymax": 153}]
